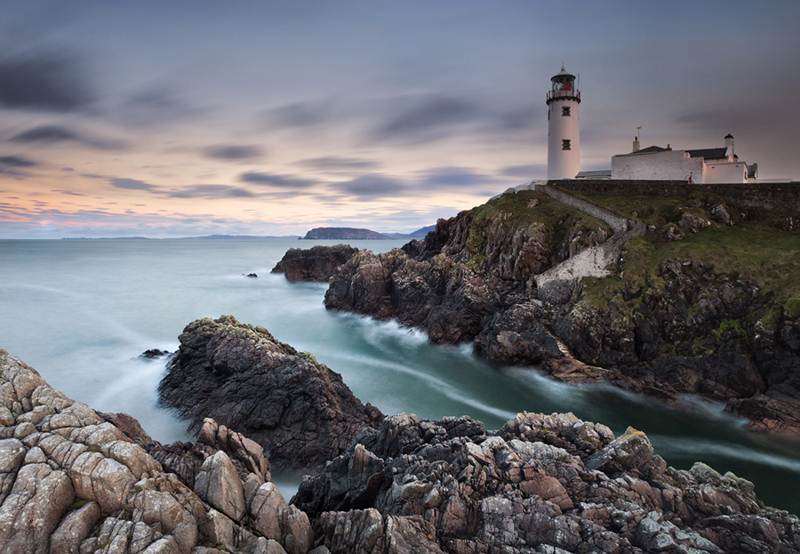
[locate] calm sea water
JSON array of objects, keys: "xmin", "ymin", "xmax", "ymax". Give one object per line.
[{"xmin": 1, "ymin": 238, "xmax": 798, "ymax": 513}]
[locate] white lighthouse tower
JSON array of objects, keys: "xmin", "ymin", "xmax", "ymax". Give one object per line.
[{"xmin": 546, "ymin": 66, "xmax": 581, "ymax": 180}]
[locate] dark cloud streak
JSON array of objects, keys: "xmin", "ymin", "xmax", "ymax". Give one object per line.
[
  {"xmin": 204, "ymin": 145, "xmax": 264, "ymax": 160},
  {"xmin": 240, "ymin": 172, "xmax": 316, "ymax": 188},
  {"xmin": 373, "ymin": 95, "xmax": 482, "ymax": 142},
  {"xmin": 11, "ymin": 125, "xmax": 126, "ymax": 150},
  {"xmin": 295, "ymin": 156, "xmax": 379, "ymax": 171},
  {"xmin": 0, "ymin": 53, "xmax": 94, "ymax": 112}
]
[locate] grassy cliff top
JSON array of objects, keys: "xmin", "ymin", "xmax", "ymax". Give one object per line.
[{"xmin": 582, "ymin": 190, "xmax": 800, "ymax": 317}]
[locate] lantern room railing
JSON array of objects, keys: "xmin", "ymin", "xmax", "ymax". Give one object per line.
[{"xmin": 546, "ymin": 89, "xmax": 581, "ymax": 102}]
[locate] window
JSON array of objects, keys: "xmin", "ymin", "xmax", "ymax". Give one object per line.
[
  {"xmin": 562, "ymin": 106, "xmax": 571, "ymax": 116},
  {"xmin": 562, "ymin": 139, "xmax": 571, "ymax": 150},
  {"xmin": 547, "ymin": 109, "xmax": 550, "ymax": 120}
]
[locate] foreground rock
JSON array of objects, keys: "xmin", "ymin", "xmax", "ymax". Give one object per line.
[
  {"xmin": 158, "ymin": 315, "xmax": 384, "ymax": 474},
  {"xmin": 294, "ymin": 412, "xmax": 800, "ymax": 554},
  {"xmin": 0, "ymin": 348, "xmax": 313, "ymax": 554},
  {"xmin": 272, "ymin": 244, "xmax": 358, "ymax": 282},
  {"xmin": 3, "ymin": 345, "xmax": 800, "ymax": 553}
]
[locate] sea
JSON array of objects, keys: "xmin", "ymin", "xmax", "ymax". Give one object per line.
[{"xmin": 1, "ymin": 238, "xmax": 798, "ymax": 513}]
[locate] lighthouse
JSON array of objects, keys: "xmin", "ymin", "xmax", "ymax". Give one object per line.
[{"xmin": 546, "ymin": 66, "xmax": 581, "ymax": 180}]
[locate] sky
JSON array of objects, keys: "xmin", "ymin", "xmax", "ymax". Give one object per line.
[{"xmin": 1, "ymin": 1, "xmax": 798, "ymax": 238}]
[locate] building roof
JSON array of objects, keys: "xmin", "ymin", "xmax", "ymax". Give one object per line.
[
  {"xmin": 576, "ymin": 169, "xmax": 611, "ymax": 179},
  {"xmin": 636, "ymin": 145, "xmax": 668, "ymax": 154},
  {"xmin": 687, "ymin": 147, "xmax": 728, "ymax": 159}
]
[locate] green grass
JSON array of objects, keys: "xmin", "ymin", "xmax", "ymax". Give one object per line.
[{"xmin": 582, "ymin": 193, "xmax": 800, "ymax": 309}]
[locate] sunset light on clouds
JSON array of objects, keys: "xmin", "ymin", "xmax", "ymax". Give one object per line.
[{"xmin": 1, "ymin": 1, "xmax": 798, "ymax": 238}]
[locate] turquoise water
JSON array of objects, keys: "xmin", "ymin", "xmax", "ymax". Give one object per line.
[{"xmin": 1, "ymin": 238, "xmax": 798, "ymax": 513}]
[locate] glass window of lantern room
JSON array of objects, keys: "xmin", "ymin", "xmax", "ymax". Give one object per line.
[
  {"xmin": 562, "ymin": 106, "xmax": 571, "ymax": 116},
  {"xmin": 562, "ymin": 139, "xmax": 571, "ymax": 150}
]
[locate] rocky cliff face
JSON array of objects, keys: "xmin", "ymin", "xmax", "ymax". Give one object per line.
[
  {"xmin": 321, "ymin": 189, "xmax": 800, "ymax": 433},
  {"xmin": 272, "ymin": 245, "xmax": 358, "ymax": 282},
  {"xmin": 0, "ymin": 348, "xmax": 314, "ymax": 554},
  {"xmin": 158, "ymin": 316, "xmax": 384, "ymax": 474},
  {"xmin": 293, "ymin": 411, "xmax": 800, "ymax": 554},
  {"xmin": 324, "ymin": 190, "xmax": 609, "ymax": 345}
]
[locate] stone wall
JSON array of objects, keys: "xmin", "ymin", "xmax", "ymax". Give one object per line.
[
  {"xmin": 536, "ymin": 184, "xmax": 628, "ymax": 232},
  {"xmin": 548, "ymin": 180, "xmax": 800, "ymax": 212}
]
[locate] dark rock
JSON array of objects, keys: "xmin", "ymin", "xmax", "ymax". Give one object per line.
[
  {"xmin": 473, "ymin": 302, "xmax": 563, "ymax": 365},
  {"xmin": 139, "ymin": 348, "xmax": 170, "ymax": 359},
  {"xmin": 272, "ymin": 244, "xmax": 358, "ymax": 282},
  {"xmin": 246, "ymin": 272, "xmax": 258, "ymax": 278},
  {"xmin": 158, "ymin": 315, "xmax": 384, "ymax": 473},
  {"xmin": 293, "ymin": 411, "xmax": 800, "ymax": 554}
]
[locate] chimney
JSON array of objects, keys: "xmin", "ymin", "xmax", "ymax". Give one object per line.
[
  {"xmin": 725, "ymin": 133, "xmax": 734, "ymax": 158},
  {"xmin": 633, "ymin": 136, "xmax": 640, "ymax": 152}
]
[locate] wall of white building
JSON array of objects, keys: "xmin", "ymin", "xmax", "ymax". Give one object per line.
[
  {"xmin": 705, "ymin": 162, "xmax": 747, "ymax": 183},
  {"xmin": 611, "ymin": 150, "xmax": 704, "ymax": 181}
]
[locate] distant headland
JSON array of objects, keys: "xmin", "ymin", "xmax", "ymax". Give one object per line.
[{"xmin": 302, "ymin": 225, "xmax": 434, "ymax": 240}]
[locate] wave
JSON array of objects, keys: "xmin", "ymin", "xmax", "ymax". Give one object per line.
[{"xmin": 650, "ymin": 435, "xmax": 800, "ymax": 475}]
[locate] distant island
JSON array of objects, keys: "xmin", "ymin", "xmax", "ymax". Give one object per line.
[
  {"xmin": 303, "ymin": 227, "xmax": 390, "ymax": 240},
  {"xmin": 302, "ymin": 225, "xmax": 435, "ymax": 240}
]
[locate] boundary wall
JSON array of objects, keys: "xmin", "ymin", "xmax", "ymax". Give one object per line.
[{"xmin": 548, "ymin": 180, "xmax": 800, "ymax": 212}]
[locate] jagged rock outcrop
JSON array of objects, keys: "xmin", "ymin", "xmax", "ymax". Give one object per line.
[
  {"xmin": 158, "ymin": 316, "xmax": 384, "ymax": 473},
  {"xmin": 551, "ymin": 258, "xmax": 800, "ymax": 431},
  {"xmin": 321, "ymin": 189, "xmax": 800, "ymax": 433},
  {"xmin": 324, "ymin": 191, "xmax": 609, "ymax": 345},
  {"xmin": 272, "ymin": 245, "xmax": 358, "ymax": 282},
  {"xmin": 293, "ymin": 412, "xmax": 800, "ymax": 554},
  {"xmin": 0, "ymin": 348, "xmax": 314, "ymax": 554}
]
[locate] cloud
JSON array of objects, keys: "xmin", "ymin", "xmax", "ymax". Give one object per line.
[
  {"xmin": 10, "ymin": 125, "xmax": 126, "ymax": 150},
  {"xmin": 116, "ymin": 86, "xmax": 206, "ymax": 127},
  {"xmin": 240, "ymin": 172, "xmax": 316, "ymax": 188},
  {"xmin": 110, "ymin": 178, "xmax": 158, "ymax": 191},
  {"xmin": 295, "ymin": 156, "xmax": 379, "ymax": 171},
  {"xmin": 499, "ymin": 164, "xmax": 546, "ymax": 178},
  {"xmin": 168, "ymin": 185, "xmax": 257, "ymax": 199},
  {"xmin": 204, "ymin": 144, "xmax": 264, "ymax": 160},
  {"xmin": 493, "ymin": 105, "xmax": 540, "ymax": 132},
  {"xmin": 0, "ymin": 154, "xmax": 37, "ymax": 176},
  {"xmin": 263, "ymin": 101, "xmax": 335, "ymax": 128},
  {"xmin": 0, "ymin": 53, "xmax": 94, "ymax": 112},
  {"xmin": 0, "ymin": 155, "xmax": 37, "ymax": 168},
  {"xmin": 373, "ymin": 95, "xmax": 482, "ymax": 142},
  {"xmin": 332, "ymin": 174, "xmax": 406, "ymax": 199},
  {"xmin": 418, "ymin": 166, "xmax": 491, "ymax": 187}
]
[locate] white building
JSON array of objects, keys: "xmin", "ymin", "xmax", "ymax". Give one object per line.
[
  {"xmin": 547, "ymin": 66, "xmax": 581, "ymax": 180},
  {"xmin": 610, "ymin": 134, "xmax": 758, "ymax": 183}
]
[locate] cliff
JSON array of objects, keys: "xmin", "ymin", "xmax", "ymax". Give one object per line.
[
  {"xmin": 303, "ymin": 227, "xmax": 390, "ymax": 240},
  {"xmin": 321, "ymin": 189, "xmax": 800, "ymax": 433}
]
